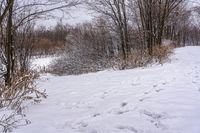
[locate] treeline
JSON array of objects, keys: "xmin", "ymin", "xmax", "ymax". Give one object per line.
[
  {"xmin": 0, "ymin": 1, "xmax": 79, "ymax": 132},
  {"xmin": 30, "ymin": 0, "xmax": 200, "ymax": 56},
  {"xmin": 1, "ymin": 0, "xmax": 200, "ymax": 91},
  {"xmin": 3, "ymin": 0, "xmax": 199, "ymax": 76},
  {"xmin": 1, "ymin": 0, "xmax": 200, "ymax": 131},
  {"xmin": 1, "ymin": 0, "xmax": 200, "ymax": 82},
  {"xmin": 30, "ymin": 0, "xmax": 200, "ymax": 74}
]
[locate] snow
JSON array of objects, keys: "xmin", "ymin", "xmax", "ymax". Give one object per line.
[
  {"xmin": 162, "ymin": 39, "xmax": 174, "ymax": 46},
  {"xmin": 13, "ymin": 46, "xmax": 200, "ymax": 133},
  {"xmin": 31, "ymin": 56, "xmax": 57, "ymax": 70}
]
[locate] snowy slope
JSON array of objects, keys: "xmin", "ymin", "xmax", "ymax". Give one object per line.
[{"xmin": 14, "ymin": 46, "xmax": 200, "ymax": 133}]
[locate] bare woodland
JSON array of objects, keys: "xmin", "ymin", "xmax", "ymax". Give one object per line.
[{"xmin": 0, "ymin": 0, "xmax": 200, "ymax": 132}]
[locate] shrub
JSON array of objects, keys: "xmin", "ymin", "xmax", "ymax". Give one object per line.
[
  {"xmin": 48, "ymin": 46, "xmax": 173, "ymax": 76},
  {"xmin": 153, "ymin": 45, "xmax": 173, "ymax": 64},
  {"xmin": 0, "ymin": 71, "xmax": 47, "ymax": 132},
  {"xmin": 48, "ymin": 53, "xmax": 111, "ymax": 75},
  {"xmin": 0, "ymin": 113, "xmax": 30, "ymax": 133}
]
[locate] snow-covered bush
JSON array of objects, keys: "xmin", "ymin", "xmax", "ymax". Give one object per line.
[{"xmin": 48, "ymin": 51, "xmax": 112, "ymax": 75}]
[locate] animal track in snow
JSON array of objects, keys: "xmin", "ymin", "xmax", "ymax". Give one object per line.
[
  {"xmin": 77, "ymin": 121, "xmax": 88, "ymax": 128},
  {"xmin": 153, "ymin": 85, "xmax": 158, "ymax": 88},
  {"xmin": 155, "ymin": 89, "xmax": 164, "ymax": 93},
  {"xmin": 139, "ymin": 97, "xmax": 150, "ymax": 102},
  {"xmin": 162, "ymin": 82, "xmax": 167, "ymax": 85},
  {"xmin": 117, "ymin": 110, "xmax": 130, "ymax": 115},
  {"xmin": 117, "ymin": 125, "xmax": 138, "ymax": 133},
  {"xmin": 144, "ymin": 91, "xmax": 150, "ymax": 95},
  {"xmin": 92, "ymin": 113, "xmax": 101, "ymax": 118},
  {"xmin": 142, "ymin": 110, "xmax": 168, "ymax": 129},
  {"xmin": 121, "ymin": 102, "xmax": 128, "ymax": 107}
]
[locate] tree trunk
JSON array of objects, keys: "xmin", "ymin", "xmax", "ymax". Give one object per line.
[{"xmin": 5, "ymin": 0, "xmax": 14, "ymax": 86}]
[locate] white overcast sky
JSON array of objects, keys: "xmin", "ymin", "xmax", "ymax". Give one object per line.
[
  {"xmin": 35, "ymin": 1, "xmax": 199, "ymax": 28},
  {"xmin": 35, "ymin": 4, "xmax": 93, "ymax": 27}
]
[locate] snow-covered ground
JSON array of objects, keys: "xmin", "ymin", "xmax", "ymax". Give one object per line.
[
  {"xmin": 13, "ymin": 46, "xmax": 200, "ymax": 133},
  {"xmin": 31, "ymin": 56, "xmax": 58, "ymax": 70}
]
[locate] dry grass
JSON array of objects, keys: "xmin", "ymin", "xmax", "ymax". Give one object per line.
[
  {"xmin": 110, "ymin": 45, "xmax": 173, "ymax": 69},
  {"xmin": 0, "ymin": 113, "xmax": 30, "ymax": 133},
  {"xmin": 153, "ymin": 45, "xmax": 173, "ymax": 64},
  {"xmin": 0, "ymin": 72, "xmax": 47, "ymax": 112},
  {"xmin": 0, "ymin": 71, "xmax": 47, "ymax": 132}
]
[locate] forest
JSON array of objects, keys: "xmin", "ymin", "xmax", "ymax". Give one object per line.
[{"xmin": 1, "ymin": 0, "xmax": 200, "ymax": 133}]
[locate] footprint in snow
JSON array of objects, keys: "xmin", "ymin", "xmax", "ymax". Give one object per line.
[
  {"xmin": 141, "ymin": 110, "xmax": 168, "ymax": 130},
  {"xmin": 75, "ymin": 121, "xmax": 89, "ymax": 132},
  {"xmin": 155, "ymin": 89, "xmax": 164, "ymax": 93},
  {"xmin": 162, "ymin": 82, "xmax": 167, "ymax": 85},
  {"xmin": 121, "ymin": 102, "xmax": 128, "ymax": 107},
  {"xmin": 143, "ymin": 110, "xmax": 163, "ymax": 120},
  {"xmin": 76, "ymin": 121, "xmax": 98, "ymax": 133},
  {"xmin": 117, "ymin": 110, "xmax": 130, "ymax": 115},
  {"xmin": 61, "ymin": 120, "xmax": 96, "ymax": 133},
  {"xmin": 100, "ymin": 91, "xmax": 109, "ymax": 99},
  {"xmin": 108, "ymin": 107, "xmax": 131, "ymax": 115},
  {"xmin": 153, "ymin": 85, "xmax": 157, "ymax": 88},
  {"xmin": 139, "ymin": 97, "xmax": 150, "ymax": 102},
  {"xmin": 92, "ymin": 113, "xmax": 101, "ymax": 118},
  {"xmin": 77, "ymin": 121, "xmax": 88, "ymax": 128},
  {"xmin": 117, "ymin": 125, "xmax": 138, "ymax": 133},
  {"xmin": 107, "ymin": 102, "xmax": 130, "ymax": 115}
]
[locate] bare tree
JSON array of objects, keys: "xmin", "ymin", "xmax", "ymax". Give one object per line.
[
  {"xmin": 0, "ymin": 0, "xmax": 13, "ymax": 24},
  {"xmin": 87, "ymin": 0, "xmax": 130, "ymax": 67},
  {"xmin": 134, "ymin": 0, "xmax": 184, "ymax": 55},
  {"xmin": 0, "ymin": 0, "xmax": 80, "ymax": 85}
]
